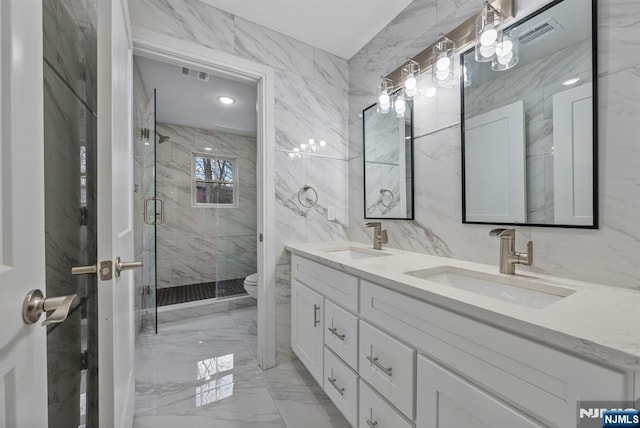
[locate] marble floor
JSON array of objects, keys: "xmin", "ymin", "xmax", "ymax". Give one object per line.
[{"xmin": 134, "ymin": 306, "xmax": 350, "ymax": 427}]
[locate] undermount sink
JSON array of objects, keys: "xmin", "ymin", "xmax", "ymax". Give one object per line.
[
  {"xmin": 405, "ymin": 266, "xmax": 575, "ymax": 309},
  {"xmin": 325, "ymin": 247, "xmax": 390, "ymax": 260}
]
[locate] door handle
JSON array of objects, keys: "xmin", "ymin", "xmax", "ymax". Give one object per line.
[
  {"xmin": 313, "ymin": 304, "xmax": 320, "ymax": 327},
  {"xmin": 115, "ymin": 257, "xmax": 143, "ymax": 277},
  {"xmin": 22, "ymin": 289, "xmax": 79, "ymax": 326},
  {"xmin": 71, "ymin": 265, "xmax": 98, "ymax": 275},
  {"xmin": 143, "ymin": 197, "xmax": 165, "ymax": 225}
]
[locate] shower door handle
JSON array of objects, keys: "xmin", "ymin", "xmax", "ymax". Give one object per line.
[
  {"xmin": 115, "ymin": 257, "xmax": 143, "ymax": 277},
  {"xmin": 143, "ymin": 197, "xmax": 165, "ymax": 225}
]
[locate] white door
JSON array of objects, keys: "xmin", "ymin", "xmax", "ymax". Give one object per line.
[
  {"xmin": 465, "ymin": 100, "xmax": 526, "ymax": 223},
  {"xmin": 0, "ymin": 0, "xmax": 48, "ymax": 425},
  {"xmin": 97, "ymin": 0, "xmax": 136, "ymax": 427},
  {"xmin": 553, "ymin": 83, "xmax": 593, "ymax": 225}
]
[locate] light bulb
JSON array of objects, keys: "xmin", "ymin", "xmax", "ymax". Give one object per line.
[
  {"xmin": 300, "ymin": 143, "xmax": 307, "ymax": 150},
  {"xmin": 497, "ymin": 51, "xmax": 513, "ymax": 65},
  {"xmin": 479, "ymin": 44, "xmax": 496, "ymax": 58},
  {"xmin": 379, "ymin": 102, "xmax": 390, "ymax": 114},
  {"xmin": 436, "ymin": 56, "xmax": 451, "ymax": 71},
  {"xmin": 436, "ymin": 69, "xmax": 450, "ymax": 81},
  {"xmin": 379, "ymin": 92, "xmax": 390, "ymax": 106},
  {"xmin": 496, "ymin": 39, "xmax": 513, "ymax": 57},
  {"xmin": 395, "ymin": 98, "xmax": 406, "ymax": 117},
  {"xmin": 404, "ymin": 74, "xmax": 417, "ymax": 90},
  {"xmin": 425, "ymin": 87, "xmax": 437, "ymax": 98},
  {"xmin": 293, "ymin": 147, "xmax": 300, "ymax": 152},
  {"xmin": 288, "ymin": 152, "xmax": 295, "ymax": 159},
  {"xmin": 405, "ymin": 86, "xmax": 417, "ymax": 98},
  {"xmin": 480, "ymin": 27, "xmax": 498, "ymax": 46},
  {"xmin": 308, "ymin": 138, "xmax": 315, "ymax": 145},
  {"xmin": 319, "ymin": 140, "xmax": 326, "ymax": 147}
]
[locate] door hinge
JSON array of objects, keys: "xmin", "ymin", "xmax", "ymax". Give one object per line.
[
  {"xmin": 140, "ymin": 285, "xmax": 151, "ymax": 296},
  {"xmin": 259, "ymin": 233, "xmax": 263, "ymax": 242},
  {"xmin": 80, "ymin": 207, "xmax": 88, "ymax": 226},
  {"xmin": 81, "ymin": 349, "xmax": 88, "ymax": 371},
  {"xmin": 141, "ymin": 128, "xmax": 150, "ymax": 139},
  {"xmin": 99, "ymin": 261, "xmax": 113, "ymax": 281}
]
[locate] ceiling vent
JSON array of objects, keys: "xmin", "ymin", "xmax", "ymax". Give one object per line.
[
  {"xmin": 181, "ymin": 67, "xmax": 210, "ymax": 82},
  {"xmin": 518, "ymin": 18, "xmax": 562, "ymax": 46}
]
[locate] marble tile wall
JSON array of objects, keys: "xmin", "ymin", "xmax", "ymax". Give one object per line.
[
  {"xmin": 129, "ymin": 0, "xmax": 350, "ymax": 364},
  {"xmin": 349, "ymin": 0, "xmax": 640, "ymax": 290},
  {"xmin": 155, "ymin": 123, "xmax": 258, "ymax": 288},
  {"xmin": 43, "ymin": 0, "xmax": 98, "ymax": 426}
]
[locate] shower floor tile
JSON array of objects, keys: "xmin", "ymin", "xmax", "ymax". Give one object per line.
[
  {"xmin": 134, "ymin": 307, "xmax": 349, "ymax": 428},
  {"xmin": 156, "ymin": 278, "xmax": 247, "ymax": 307}
]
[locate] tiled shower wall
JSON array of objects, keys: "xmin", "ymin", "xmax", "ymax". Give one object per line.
[
  {"xmin": 348, "ymin": 0, "xmax": 640, "ymax": 290},
  {"xmin": 154, "ymin": 123, "xmax": 258, "ymax": 289},
  {"xmin": 129, "ymin": 0, "xmax": 350, "ymax": 363}
]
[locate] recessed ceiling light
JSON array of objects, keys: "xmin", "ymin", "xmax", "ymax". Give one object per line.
[
  {"xmin": 218, "ymin": 96, "xmax": 235, "ymax": 105},
  {"xmin": 562, "ymin": 77, "xmax": 580, "ymax": 86},
  {"xmin": 204, "ymin": 147, "xmax": 213, "ymax": 151}
]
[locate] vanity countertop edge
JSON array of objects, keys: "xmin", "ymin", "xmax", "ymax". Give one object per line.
[{"xmin": 285, "ymin": 241, "xmax": 640, "ymax": 371}]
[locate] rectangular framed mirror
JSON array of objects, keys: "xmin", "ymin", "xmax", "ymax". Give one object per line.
[
  {"xmin": 363, "ymin": 97, "xmax": 414, "ymax": 219},
  {"xmin": 460, "ymin": 0, "xmax": 597, "ymax": 228}
]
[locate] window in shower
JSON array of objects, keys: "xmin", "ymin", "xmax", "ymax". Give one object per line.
[{"xmin": 192, "ymin": 153, "xmax": 238, "ymax": 207}]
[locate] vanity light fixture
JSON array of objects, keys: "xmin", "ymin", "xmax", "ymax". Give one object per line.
[
  {"xmin": 402, "ymin": 60, "xmax": 420, "ymax": 98},
  {"xmin": 433, "ymin": 34, "xmax": 455, "ymax": 83},
  {"xmin": 377, "ymin": 77, "xmax": 393, "ymax": 114},
  {"xmin": 492, "ymin": 27, "xmax": 519, "ymax": 71},
  {"xmin": 562, "ymin": 77, "xmax": 581, "ymax": 86},
  {"xmin": 217, "ymin": 96, "xmax": 235, "ymax": 105},
  {"xmin": 475, "ymin": 1, "xmax": 503, "ymax": 62}
]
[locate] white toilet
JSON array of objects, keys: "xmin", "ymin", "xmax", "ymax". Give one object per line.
[{"xmin": 243, "ymin": 273, "xmax": 258, "ymax": 299}]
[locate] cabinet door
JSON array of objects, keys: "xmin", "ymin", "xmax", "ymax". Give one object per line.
[
  {"xmin": 416, "ymin": 356, "xmax": 544, "ymax": 428},
  {"xmin": 291, "ymin": 280, "xmax": 324, "ymax": 384}
]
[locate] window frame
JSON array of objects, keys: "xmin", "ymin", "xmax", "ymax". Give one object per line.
[{"xmin": 191, "ymin": 152, "xmax": 239, "ymax": 208}]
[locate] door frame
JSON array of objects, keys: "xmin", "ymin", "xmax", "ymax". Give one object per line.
[{"xmin": 131, "ymin": 27, "xmax": 277, "ymax": 369}]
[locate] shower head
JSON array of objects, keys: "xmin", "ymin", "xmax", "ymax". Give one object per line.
[{"xmin": 155, "ymin": 131, "xmax": 170, "ymax": 144}]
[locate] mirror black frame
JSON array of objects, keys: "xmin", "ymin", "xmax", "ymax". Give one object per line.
[
  {"xmin": 459, "ymin": 0, "xmax": 598, "ymax": 229},
  {"xmin": 362, "ymin": 96, "xmax": 415, "ymax": 220}
]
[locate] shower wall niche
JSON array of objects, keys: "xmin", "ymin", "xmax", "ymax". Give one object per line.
[{"xmin": 155, "ymin": 123, "xmax": 257, "ymax": 301}]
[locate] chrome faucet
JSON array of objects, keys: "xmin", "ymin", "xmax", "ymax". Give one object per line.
[
  {"xmin": 489, "ymin": 228, "xmax": 533, "ymax": 274},
  {"xmin": 365, "ymin": 222, "xmax": 388, "ymax": 250}
]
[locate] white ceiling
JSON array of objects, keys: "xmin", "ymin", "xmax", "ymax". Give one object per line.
[
  {"xmin": 135, "ymin": 56, "xmax": 257, "ymax": 135},
  {"xmin": 198, "ymin": 0, "xmax": 414, "ymax": 59}
]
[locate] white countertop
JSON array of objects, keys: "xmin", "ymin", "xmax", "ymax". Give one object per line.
[{"xmin": 286, "ymin": 241, "xmax": 640, "ymax": 371}]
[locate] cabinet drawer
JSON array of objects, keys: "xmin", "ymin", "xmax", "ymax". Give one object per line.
[
  {"xmin": 359, "ymin": 321, "xmax": 415, "ymax": 420},
  {"xmin": 292, "ymin": 255, "xmax": 358, "ymax": 312},
  {"xmin": 361, "ymin": 280, "xmax": 629, "ymax": 427},
  {"xmin": 324, "ymin": 347, "xmax": 358, "ymax": 427},
  {"xmin": 416, "ymin": 355, "xmax": 544, "ymax": 428},
  {"xmin": 360, "ymin": 379, "xmax": 413, "ymax": 428},
  {"xmin": 324, "ymin": 300, "xmax": 358, "ymax": 370}
]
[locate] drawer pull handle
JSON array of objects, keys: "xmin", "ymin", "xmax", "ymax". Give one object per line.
[
  {"xmin": 366, "ymin": 420, "xmax": 378, "ymax": 428},
  {"xmin": 328, "ymin": 327, "xmax": 346, "ymax": 341},
  {"xmin": 313, "ymin": 304, "xmax": 320, "ymax": 327},
  {"xmin": 366, "ymin": 355, "xmax": 393, "ymax": 377},
  {"xmin": 327, "ymin": 377, "xmax": 345, "ymax": 396}
]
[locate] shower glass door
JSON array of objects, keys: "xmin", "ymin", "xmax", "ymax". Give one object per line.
[{"xmin": 140, "ymin": 90, "xmax": 158, "ymax": 333}]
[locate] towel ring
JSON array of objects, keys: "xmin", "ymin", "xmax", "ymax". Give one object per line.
[
  {"xmin": 380, "ymin": 188, "xmax": 394, "ymax": 208},
  {"xmin": 298, "ymin": 185, "xmax": 318, "ymax": 208}
]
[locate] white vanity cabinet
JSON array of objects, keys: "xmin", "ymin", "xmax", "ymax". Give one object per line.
[
  {"xmin": 291, "ymin": 279, "xmax": 324, "ymax": 385},
  {"xmin": 290, "ymin": 254, "xmax": 634, "ymax": 428},
  {"xmin": 416, "ymin": 356, "xmax": 544, "ymax": 428}
]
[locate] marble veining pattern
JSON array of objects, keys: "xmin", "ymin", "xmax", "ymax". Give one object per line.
[
  {"xmin": 134, "ymin": 307, "xmax": 349, "ymax": 427},
  {"xmin": 348, "ymin": 0, "xmax": 640, "ymax": 290}
]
